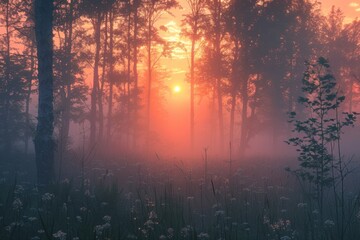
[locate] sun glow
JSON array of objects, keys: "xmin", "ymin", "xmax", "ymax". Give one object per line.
[{"xmin": 173, "ymin": 85, "xmax": 181, "ymax": 93}]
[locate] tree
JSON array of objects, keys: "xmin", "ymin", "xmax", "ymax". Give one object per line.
[
  {"xmin": 181, "ymin": 0, "xmax": 206, "ymax": 150},
  {"xmin": 34, "ymin": 0, "xmax": 55, "ymax": 185},
  {"xmin": 141, "ymin": 0, "xmax": 178, "ymax": 148},
  {"xmin": 53, "ymin": 0, "xmax": 88, "ymax": 156},
  {"xmin": 0, "ymin": 0, "xmax": 31, "ymax": 153},
  {"xmin": 287, "ymin": 57, "xmax": 357, "ymax": 231}
]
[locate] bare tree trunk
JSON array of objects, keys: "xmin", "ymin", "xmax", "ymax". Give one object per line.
[
  {"xmin": 239, "ymin": 75, "xmax": 248, "ymax": 156},
  {"xmin": 190, "ymin": 37, "xmax": 195, "ymax": 151},
  {"xmin": 99, "ymin": 13, "xmax": 108, "ymax": 143},
  {"xmin": 132, "ymin": 0, "xmax": 139, "ymax": 148},
  {"xmin": 25, "ymin": 40, "xmax": 35, "ymax": 154},
  {"xmin": 59, "ymin": 0, "xmax": 74, "ymax": 154},
  {"xmin": 4, "ymin": 1, "xmax": 12, "ymax": 151},
  {"xmin": 90, "ymin": 12, "xmax": 101, "ymax": 147},
  {"xmin": 229, "ymin": 86, "xmax": 236, "ymax": 144},
  {"xmin": 126, "ymin": 6, "xmax": 132, "ymax": 150},
  {"xmin": 146, "ymin": 16, "xmax": 152, "ymax": 149},
  {"xmin": 34, "ymin": 0, "xmax": 55, "ymax": 185},
  {"xmin": 107, "ymin": 10, "xmax": 114, "ymax": 141}
]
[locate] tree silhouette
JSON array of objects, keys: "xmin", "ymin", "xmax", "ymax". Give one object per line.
[{"xmin": 34, "ymin": 0, "xmax": 55, "ymax": 185}]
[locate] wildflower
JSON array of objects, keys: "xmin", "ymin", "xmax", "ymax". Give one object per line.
[
  {"xmin": 144, "ymin": 220, "xmax": 154, "ymax": 230},
  {"xmin": 280, "ymin": 236, "xmax": 291, "ymax": 240},
  {"xmin": 167, "ymin": 227, "xmax": 174, "ymax": 238},
  {"xmin": 102, "ymin": 222, "xmax": 111, "ymax": 229},
  {"xmin": 76, "ymin": 216, "xmax": 82, "ymax": 222},
  {"xmin": 53, "ymin": 230, "xmax": 67, "ymax": 240},
  {"xmin": 149, "ymin": 211, "xmax": 157, "ymax": 220},
  {"xmin": 297, "ymin": 203, "xmax": 307, "ymax": 208},
  {"xmin": 197, "ymin": 232, "xmax": 209, "ymax": 239},
  {"xmin": 62, "ymin": 178, "xmax": 70, "ymax": 184},
  {"xmin": 14, "ymin": 185, "xmax": 24, "ymax": 195},
  {"xmin": 103, "ymin": 215, "xmax": 111, "ymax": 223},
  {"xmin": 42, "ymin": 193, "xmax": 55, "ymax": 202},
  {"xmin": 324, "ymin": 219, "xmax": 335, "ymax": 227},
  {"xmin": 12, "ymin": 198, "xmax": 23, "ymax": 211},
  {"xmin": 181, "ymin": 226, "xmax": 190, "ymax": 237},
  {"xmin": 215, "ymin": 210, "xmax": 225, "ymax": 217},
  {"xmin": 62, "ymin": 203, "xmax": 67, "ymax": 212},
  {"xmin": 28, "ymin": 217, "xmax": 37, "ymax": 222},
  {"xmin": 84, "ymin": 189, "xmax": 91, "ymax": 197},
  {"xmin": 280, "ymin": 196, "xmax": 289, "ymax": 201},
  {"xmin": 127, "ymin": 234, "xmax": 138, "ymax": 239},
  {"xmin": 94, "ymin": 225, "xmax": 103, "ymax": 236}
]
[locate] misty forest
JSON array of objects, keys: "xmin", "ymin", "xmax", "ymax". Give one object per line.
[{"xmin": 1, "ymin": 0, "xmax": 360, "ymax": 239}]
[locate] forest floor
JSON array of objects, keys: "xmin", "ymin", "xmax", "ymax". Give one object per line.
[{"xmin": 0, "ymin": 152, "xmax": 360, "ymax": 240}]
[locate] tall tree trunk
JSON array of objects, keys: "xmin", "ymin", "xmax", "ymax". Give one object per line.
[
  {"xmin": 25, "ymin": 42, "xmax": 35, "ymax": 154},
  {"xmin": 59, "ymin": 0, "xmax": 74, "ymax": 154},
  {"xmin": 146, "ymin": 16, "xmax": 152, "ymax": 148},
  {"xmin": 34, "ymin": 0, "xmax": 55, "ymax": 185},
  {"xmin": 126, "ymin": 6, "xmax": 132, "ymax": 150},
  {"xmin": 229, "ymin": 85, "xmax": 236, "ymax": 144},
  {"xmin": 239, "ymin": 75, "xmax": 248, "ymax": 156},
  {"xmin": 99, "ymin": 13, "xmax": 108, "ymax": 143},
  {"xmin": 132, "ymin": 0, "xmax": 139, "ymax": 148},
  {"xmin": 90, "ymin": 12, "xmax": 101, "ymax": 147},
  {"xmin": 107, "ymin": 10, "xmax": 114, "ymax": 141},
  {"xmin": 190, "ymin": 36, "xmax": 195, "ymax": 151},
  {"xmin": 4, "ymin": 0, "xmax": 12, "ymax": 151},
  {"xmin": 214, "ymin": 0, "xmax": 224, "ymax": 153}
]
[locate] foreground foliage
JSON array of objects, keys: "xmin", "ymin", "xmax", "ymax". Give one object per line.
[{"xmin": 0, "ymin": 157, "xmax": 360, "ymax": 240}]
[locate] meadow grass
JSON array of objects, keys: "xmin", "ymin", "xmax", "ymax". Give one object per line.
[{"xmin": 0, "ymin": 154, "xmax": 359, "ymax": 240}]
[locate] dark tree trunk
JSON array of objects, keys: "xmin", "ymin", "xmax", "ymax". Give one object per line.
[
  {"xmin": 146, "ymin": 15, "xmax": 152, "ymax": 149},
  {"xmin": 99, "ymin": 13, "xmax": 108, "ymax": 143},
  {"xmin": 25, "ymin": 41, "xmax": 35, "ymax": 154},
  {"xmin": 239, "ymin": 76, "xmax": 248, "ymax": 156},
  {"xmin": 107, "ymin": 10, "xmax": 114, "ymax": 141},
  {"xmin": 132, "ymin": 0, "xmax": 139, "ymax": 148},
  {"xmin": 59, "ymin": 0, "xmax": 74, "ymax": 154},
  {"xmin": 4, "ymin": 1, "xmax": 12, "ymax": 152},
  {"xmin": 34, "ymin": 0, "xmax": 55, "ymax": 185},
  {"xmin": 90, "ymin": 12, "xmax": 101, "ymax": 147},
  {"xmin": 190, "ymin": 34, "xmax": 195, "ymax": 151}
]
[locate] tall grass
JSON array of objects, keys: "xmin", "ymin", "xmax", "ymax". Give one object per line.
[{"xmin": 0, "ymin": 156, "xmax": 359, "ymax": 240}]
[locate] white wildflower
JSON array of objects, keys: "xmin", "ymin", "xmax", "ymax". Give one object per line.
[
  {"xmin": 280, "ymin": 236, "xmax": 291, "ymax": 240},
  {"xmin": 297, "ymin": 202, "xmax": 307, "ymax": 208},
  {"xmin": 149, "ymin": 211, "xmax": 157, "ymax": 220},
  {"xmin": 324, "ymin": 219, "xmax": 335, "ymax": 227},
  {"xmin": 53, "ymin": 230, "xmax": 67, "ymax": 240},
  {"xmin": 42, "ymin": 193, "xmax": 55, "ymax": 202},
  {"xmin": 94, "ymin": 225, "xmax": 103, "ymax": 236},
  {"xmin": 103, "ymin": 215, "xmax": 111, "ymax": 223},
  {"xmin": 198, "ymin": 232, "xmax": 209, "ymax": 239},
  {"xmin": 76, "ymin": 216, "xmax": 82, "ymax": 222},
  {"xmin": 12, "ymin": 198, "xmax": 23, "ymax": 211}
]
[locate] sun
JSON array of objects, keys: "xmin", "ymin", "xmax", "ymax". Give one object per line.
[{"xmin": 173, "ymin": 85, "xmax": 181, "ymax": 93}]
